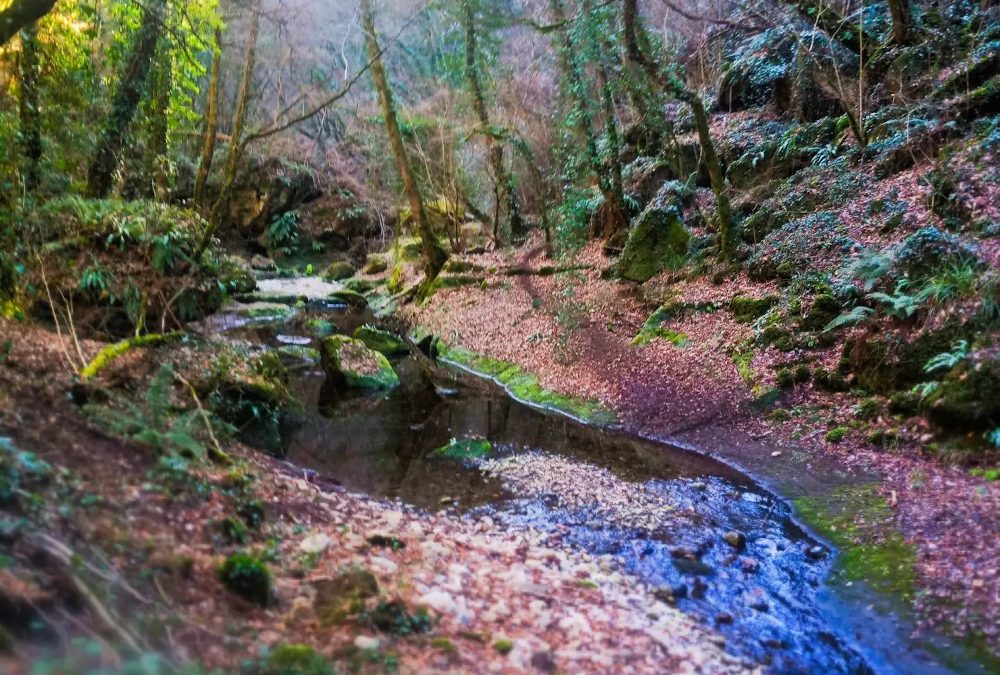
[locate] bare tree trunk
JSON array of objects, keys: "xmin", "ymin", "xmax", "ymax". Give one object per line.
[
  {"xmin": 0, "ymin": 0, "xmax": 56, "ymax": 47},
  {"xmin": 462, "ymin": 0, "xmax": 522, "ymax": 245},
  {"xmin": 362, "ymin": 0, "xmax": 447, "ymax": 291},
  {"xmin": 621, "ymin": 0, "xmax": 736, "ymax": 260},
  {"xmin": 18, "ymin": 23, "xmax": 42, "ymax": 191},
  {"xmin": 193, "ymin": 27, "xmax": 222, "ymax": 208},
  {"xmin": 887, "ymin": 0, "xmax": 914, "ymax": 45},
  {"xmin": 206, "ymin": 0, "xmax": 260, "ymax": 237},
  {"xmin": 86, "ymin": 0, "xmax": 165, "ymax": 198}
]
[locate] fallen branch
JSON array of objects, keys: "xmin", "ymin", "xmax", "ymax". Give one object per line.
[{"xmin": 79, "ymin": 332, "xmax": 184, "ymax": 381}]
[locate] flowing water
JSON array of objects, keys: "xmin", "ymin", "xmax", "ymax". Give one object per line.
[{"xmin": 206, "ymin": 288, "xmax": 967, "ymax": 674}]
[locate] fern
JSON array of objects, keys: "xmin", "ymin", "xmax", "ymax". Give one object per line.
[
  {"xmin": 924, "ymin": 340, "xmax": 969, "ymax": 374},
  {"xmin": 911, "ymin": 381, "xmax": 940, "ymax": 401},
  {"xmin": 985, "ymin": 428, "xmax": 1000, "ymax": 449},
  {"xmin": 843, "ymin": 250, "xmax": 895, "ymax": 292},
  {"xmin": 824, "ymin": 306, "xmax": 874, "ymax": 332}
]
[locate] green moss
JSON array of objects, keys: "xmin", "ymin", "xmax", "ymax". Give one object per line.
[
  {"xmin": 430, "ymin": 638, "xmax": 457, "ymax": 654},
  {"xmin": 618, "ymin": 204, "xmax": 689, "ymax": 282},
  {"xmin": 793, "ymin": 364, "xmax": 811, "ymax": 382},
  {"xmin": 855, "ymin": 398, "xmax": 881, "ymax": 421},
  {"xmin": 218, "ymin": 551, "xmax": 272, "ymax": 606},
  {"xmin": 825, "ymin": 427, "xmax": 848, "ymax": 443},
  {"xmin": 729, "ymin": 294, "xmax": 778, "ymax": 323},
  {"xmin": 814, "ymin": 367, "xmax": 849, "ymax": 392},
  {"xmin": 322, "ymin": 261, "xmax": 355, "ymax": 281},
  {"xmin": 440, "ymin": 346, "xmax": 617, "ymax": 425},
  {"xmin": 434, "ymin": 437, "xmax": 492, "ymax": 460},
  {"xmin": 793, "ymin": 484, "xmax": 916, "ymax": 598},
  {"xmin": 493, "ymin": 639, "xmax": 514, "ymax": 655},
  {"xmin": 305, "ymin": 318, "xmax": 335, "ymax": 339},
  {"xmin": 731, "ymin": 342, "xmax": 756, "ymax": 385},
  {"xmin": 363, "ymin": 256, "xmax": 389, "ymax": 274},
  {"xmin": 353, "ymin": 325, "xmax": 409, "ymax": 356},
  {"xmin": 256, "ymin": 645, "xmax": 334, "ymax": 675},
  {"xmin": 238, "ymin": 302, "xmax": 296, "ymax": 320},
  {"xmin": 868, "ymin": 428, "xmax": 900, "ymax": 449},
  {"xmin": 277, "ymin": 345, "xmax": 321, "ymax": 364},
  {"xmin": 776, "ymin": 368, "xmax": 794, "ymax": 389},
  {"xmin": 362, "ymin": 600, "xmax": 432, "ymax": 636}
]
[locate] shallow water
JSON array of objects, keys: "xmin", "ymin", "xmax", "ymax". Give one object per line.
[{"xmin": 209, "ymin": 296, "xmax": 967, "ymax": 674}]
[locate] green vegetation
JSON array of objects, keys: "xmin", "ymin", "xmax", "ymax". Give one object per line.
[
  {"xmin": 441, "ymin": 345, "xmax": 617, "ymax": 425},
  {"xmin": 434, "ymin": 437, "xmax": 493, "ymax": 460},
  {"xmin": 218, "ymin": 551, "xmax": 273, "ymax": 606}
]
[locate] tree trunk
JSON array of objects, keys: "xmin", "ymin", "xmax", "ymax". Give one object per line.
[
  {"xmin": 18, "ymin": 23, "xmax": 42, "ymax": 191},
  {"xmin": 581, "ymin": 0, "xmax": 627, "ymax": 239},
  {"xmin": 462, "ymin": 0, "xmax": 522, "ymax": 245},
  {"xmin": 193, "ymin": 27, "xmax": 222, "ymax": 208},
  {"xmin": 0, "ymin": 0, "xmax": 56, "ymax": 47},
  {"xmin": 206, "ymin": 1, "xmax": 260, "ymax": 235},
  {"xmin": 361, "ymin": 0, "xmax": 447, "ymax": 290},
  {"xmin": 86, "ymin": 0, "xmax": 165, "ymax": 198},
  {"xmin": 548, "ymin": 0, "xmax": 625, "ymax": 238},
  {"xmin": 621, "ymin": 0, "xmax": 736, "ymax": 260},
  {"xmin": 887, "ymin": 0, "xmax": 914, "ymax": 45}
]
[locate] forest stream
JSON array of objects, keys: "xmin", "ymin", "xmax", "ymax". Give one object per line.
[{"xmin": 200, "ymin": 277, "xmax": 977, "ymax": 675}]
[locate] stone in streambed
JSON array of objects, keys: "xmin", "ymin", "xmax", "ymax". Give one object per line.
[
  {"xmin": 723, "ymin": 531, "xmax": 747, "ymax": 550},
  {"xmin": 353, "ymin": 325, "xmax": 409, "ymax": 356},
  {"xmin": 320, "ymin": 336, "xmax": 399, "ymax": 390}
]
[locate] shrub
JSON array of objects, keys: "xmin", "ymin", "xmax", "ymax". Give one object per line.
[
  {"xmin": 825, "ymin": 427, "xmax": 848, "ymax": 443},
  {"xmin": 218, "ymin": 552, "xmax": 272, "ymax": 606}
]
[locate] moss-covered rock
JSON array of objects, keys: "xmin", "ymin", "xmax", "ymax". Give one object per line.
[
  {"xmin": 890, "ymin": 227, "xmax": 981, "ymax": 281},
  {"xmin": 218, "ymin": 551, "xmax": 272, "ymax": 606},
  {"xmin": 363, "ymin": 255, "xmax": 389, "ymax": 275},
  {"xmin": 925, "ymin": 350, "xmax": 1000, "ymax": 429},
  {"xmin": 844, "ymin": 322, "xmax": 967, "ymax": 394},
  {"xmin": 322, "ymin": 261, "xmax": 355, "ymax": 281},
  {"xmin": 618, "ymin": 203, "xmax": 689, "ymax": 282},
  {"xmin": 304, "ymin": 318, "xmax": 336, "ymax": 339},
  {"xmin": 800, "ymin": 294, "xmax": 842, "ymax": 331},
  {"xmin": 320, "ymin": 336, "xmax": 399, "ymax": 390},
  {"xmin": 353, "ymin": 325, "xmax": 409, "ymax": 356}
]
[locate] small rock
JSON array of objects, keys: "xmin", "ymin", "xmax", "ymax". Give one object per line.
[
  {"xmin": 723, "ymin": 531, "xmax": 747, "ymax": 550},
  {"xmin": 770, "ymin": 451, "xmax": 782, "ymax": 457},
  {"xmin": 691, "ymin": 481, "xmax": 708, "ymax": 491},
  {"xmin": 805, "ymin": 545, "xmax": 826, "ymax": 560},
  {"xmin": 298, "ymin": 533, "xmax": 331, "ymax": 555},
  {"xmin": 716, "ymin": 612, "xmax": 734, "ymax": 625},
  {"xmin": 749, "ymin": 598, "xmax": 769, "ymax": 612},
  {"xmin": 354, "ymin": 635, "xmax": 380, "ymax": 650},
  {"xmin": 740, "ymin": 557, "xmax": 760, "ymax": 574},
  {"xmin": 418, "ymin": 589, "xmax": 457, "ymax": 616}
]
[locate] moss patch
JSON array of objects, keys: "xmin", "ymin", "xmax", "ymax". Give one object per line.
[
  {"xmin": 434, "ymin": 437, "xmax": 493, "ymax": 460},
  {"xmin": 440, "ymin": 346, "xmax": 617, "ymax": 425},
  {"xmin": 794, "ymin": 484, "xmax": 916, "ymax": 599},
  {"xmin": 320, "ymin": 336, "xmax": 400, "ymax": 390},
  {"xmin": 353, "ymin": 325, "xmax": 409, "ymax": 356}
]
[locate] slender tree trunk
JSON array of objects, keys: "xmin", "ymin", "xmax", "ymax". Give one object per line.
[
  {"xmin": 621, "ymin": 0, "xmax": 735, "ymax": 260},
  {"xmin": 581, "ymin": 0, "xmax": 627, "ymax": 239},
  {"xmin": 18, "ymin": 24, "xmax": 42, "ymax": 191},
  {"xmin": 361, "ymin": 0, "xmax": 447, "ymax": 290},
  {"xmin": 86, "ymin": 0, "xmax": 165, "ymax": 198},
  {"xmin": 887, "ymin": 0, "xmax": 914, "ymax": 45},
  {"xmin": 206, "ymin": 0, "xmax": 260, "ymax": 239},
  {"xmin": 548, "ymin": 0, "xmax": 626, "ymax": 238},
  {"xmin": 462, "ymin": 0, "xmax": 521, "ymax": 245},
  {"xmin": 193, "ymin": 27, "xmax": 222, "ymax": 208},
  {"xmin": 0, "ymin": 0, "xmax": 56, "ymax": 47}
]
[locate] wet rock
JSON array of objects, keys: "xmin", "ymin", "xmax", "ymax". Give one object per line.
[
  {"xmin": 328, "ymin": 289, "xmax": 368, "ymax": 309},
  {"xmin": 805, "ymin": 545, "xmax": 827, "ymax": 561},
  {"xmin": 354, "ymin": 325, "xmax": 409, "ymax": 356},
  {"xmin": 723, "ymin": 531, "xmax": 747, "ymax": 550},
  {"xmin": 323, "ymin": 260, "xmax": 355, "ymax": 281},
  {"xmin": 716, "ymin": 612, "xmax": 734, "ymax": 625}
]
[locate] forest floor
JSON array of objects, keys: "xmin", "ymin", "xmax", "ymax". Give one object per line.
[
  {"xmin": 400, "ymin": 236, "xmax": 1000, "ymax": 658},
  {"xmin": 0, "ymin": 318, "xmax": 753, "ymax": 674}
]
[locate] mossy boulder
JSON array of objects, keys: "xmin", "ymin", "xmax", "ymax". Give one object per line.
[
  {"xmin": 322, "ymin": 261, "xmax": 355, "ymax": 281},
  {"xmin": 218, "ymin": 552, "xmax": 272, "ymax": 606},
  {"xmin": 890, "ymin": 227, "xmax": 980, "ymax": 281},
  {"xmin": 618, "ymin": 203, "xmax": 689, "ymax": 282},
  {"xmin": 799, "ymin": 294, "xmax": 842, "ymax": 331},
  {"xmin": 320, "ymin": 336, "xmax": 399, "ymax": 390},
  {"xmin": 363, "ymin": 255, "xmax": 389, "ymax": 274},
  {"xmin": 353, "ymin": 325, "xmax": 409, "ymax": 356},
  {"xmin": 304, "ymin": 318, "xmax": 336, "ymax": 339},
  {"xmin": 925, "ymin": 350, "xmax": 1000, "ymax": 429},
  {"xmin": 843, "ymin": 323, "xmax": 966, "ymax": 394},
  {"xmin": 313, "ymin": 569, "xmax": 379, "ymax": 626}
]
